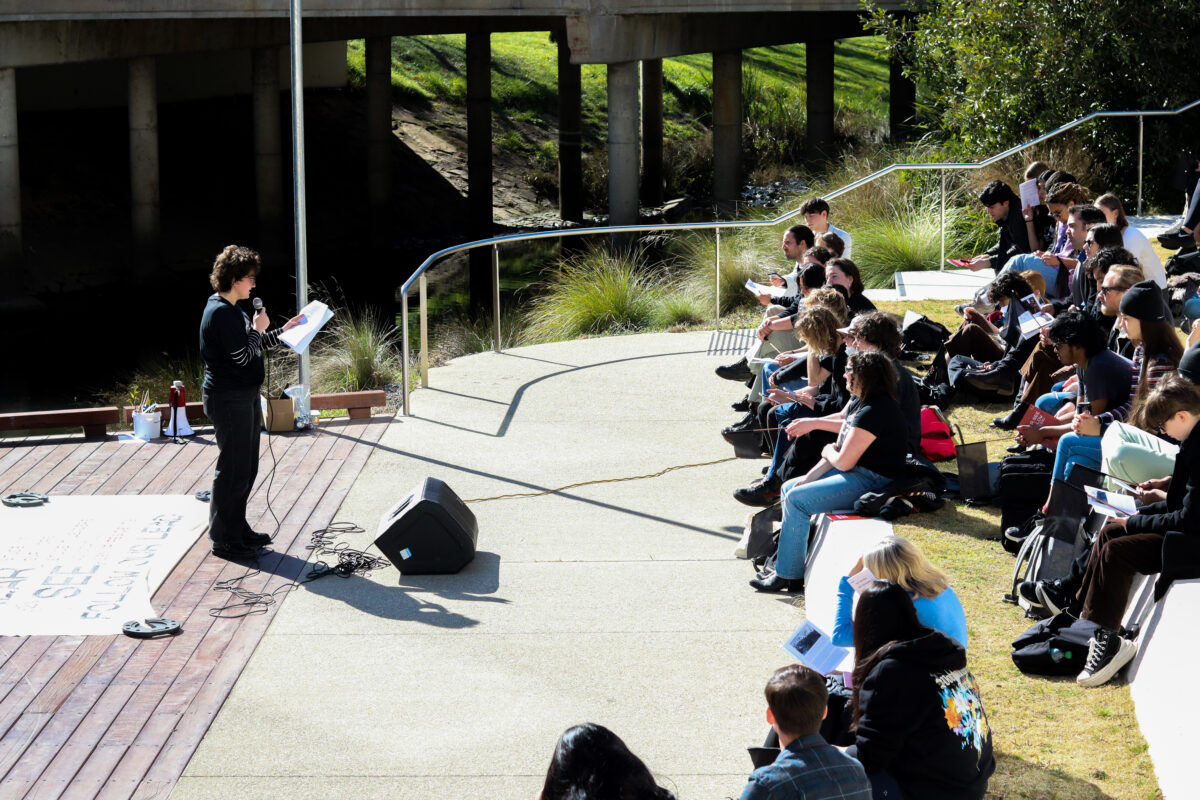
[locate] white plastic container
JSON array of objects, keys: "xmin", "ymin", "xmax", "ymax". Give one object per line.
[{"xmin": 132, "ymin": 411, "xmax": 161, "ymax": 441}]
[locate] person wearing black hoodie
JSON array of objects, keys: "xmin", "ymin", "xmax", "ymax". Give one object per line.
[{"xmin": 846, "ymin": 582, "xmax": 995, "ymax": 800}]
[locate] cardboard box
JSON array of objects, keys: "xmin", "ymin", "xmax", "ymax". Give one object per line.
[{"xmin": 263, "ymin": 396, "xmax": 295, "ymax": 433}]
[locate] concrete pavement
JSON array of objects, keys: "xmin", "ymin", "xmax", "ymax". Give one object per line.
[{"xmin": 172, "ymin": 331, "xmax": 802, "ymax": 800}]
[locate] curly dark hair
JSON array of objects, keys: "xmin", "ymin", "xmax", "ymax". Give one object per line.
[
  {"xmin": 987, "ymin": 271, "xmax": 1034, "ymax": 305},
  {"xmin": 1046, "ymin": 309, "xmax": 1106, "ymax": 358},
  {"xmin": 847, "ymin": 311, "xmax": 903, "ymax": 358},
  {"xmin": 847, "ymin": 350, "xmax": 898, "ymax": 401},
  {"xmin": 208, "ymin": 245, "xmax": 262, "ymax": 293}
]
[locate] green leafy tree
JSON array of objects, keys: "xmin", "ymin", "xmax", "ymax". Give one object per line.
[{"xmin": 864, "ymin": 0, "xmax": 1200, "ymax": 205}]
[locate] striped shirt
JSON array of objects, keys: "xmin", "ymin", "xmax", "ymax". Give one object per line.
[{"xmin": 1097, "ymin": 344, "xmax": 1175, "ymax": 428}]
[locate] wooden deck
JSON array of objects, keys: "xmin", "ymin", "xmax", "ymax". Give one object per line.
[{"xmin": 0, "ymin": 415, "xmax": 392, "ymax": 799}]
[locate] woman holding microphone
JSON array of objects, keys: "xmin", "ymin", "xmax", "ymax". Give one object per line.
[{"xmin": 200, "ymin": 245, "xmax": 304, "ymax": 560}]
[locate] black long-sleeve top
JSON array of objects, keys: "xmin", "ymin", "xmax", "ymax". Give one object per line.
[{"xmin": 199, "ymin": 293, "xmax": 283, "ymax": 393}]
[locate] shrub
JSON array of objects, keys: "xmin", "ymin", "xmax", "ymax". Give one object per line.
[
  {"xmin": 311, "ymin": 305, "xmax": 402, "ymax": 392},
  {"xmin": 522, "ymin": 245, "xmax": 662, "ymax": 341}
]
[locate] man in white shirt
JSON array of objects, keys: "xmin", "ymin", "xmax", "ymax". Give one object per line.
[{"xmin": 801, "ymin": 197, "xmax": 852, "ymax": 259}]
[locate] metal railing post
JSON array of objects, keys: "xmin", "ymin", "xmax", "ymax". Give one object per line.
[
  {"xmin": 419, "ymin": 273, "xmax": 429, "ymax": 387},
  {"xmin": 492, "ymin": 244, "xmax": 502, "ymax": 353},
  {"xmin": 401, "ymin": 293, "xmax": 410, "ymax": 416},
  {"xmin": 1137, "ymin": 115, "xmax": 1144, "ymax": 216},
  {"xmin": 714, "ymin": 227, "xmax": 722, "ymax": 329},
  {"xmin": 940, "ymin": 169, "xmax": 946, "ymax": 271}
]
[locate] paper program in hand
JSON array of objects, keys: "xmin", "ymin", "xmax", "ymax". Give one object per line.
[{"xmin": 280, "ymin": 300, "xmax": 334, "ymax": 354}]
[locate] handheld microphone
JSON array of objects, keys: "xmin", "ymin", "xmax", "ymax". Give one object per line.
[{"xmin": 252, "ymin": 297, "xmax": 263, "ymax": 313}]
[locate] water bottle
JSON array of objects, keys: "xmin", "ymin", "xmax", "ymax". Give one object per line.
[{"xmin": 1050, "ymin": 647, "xmax": 1072, "ymax": 663}]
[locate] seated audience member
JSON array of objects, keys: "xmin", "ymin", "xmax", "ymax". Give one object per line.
[
  {"xmin": 831, "ymin": 536, "xmax": 968, "ymax": 649},
  {"xmin": 1096, "ymin": 192, "xmax": 1166, "ymax": 287},
  {"xmin": 1068, "ymin": 375, "xmax": 1200, "ymax": 687},
  {"xmin": 734, "ymin": 306, "xmax": 849, "ymax": 505},
  {"xmin": 1046, "ymin": 281, "xmax": 1182, "ymax": 483},
  {"xmin": 825, "ymin": 258, "xmax": 876, "ymax": 317},
  {"xmin": 802, "ymin": 196, "xmax": 853, "ymax": 259},
  {"xmin": 716, "ymin": 224, "xmax": 815, "ymax": 382},
  {"xmin": 740, "ymin": 665, "xmax": 872, "ymax": 800},
  {"xmin": 1018, "ymin": 311, "xmax": 1132, "ymax": 450},
  {"xmin": 1057, "ymin": 204, "xmax": 1109, "ymax": 313},
  {"xmin": 741, "ymin": 312, "xmax": 920, "ymax": 507},
  {"xmin": 820, "ymin": 231, "xmax": 846, "ymax": 257},
  {"xmin": 539, "ymin": 723, "xmax": 676, "ymax": 800},
  {"xmin": 751, "ymin": 352, "xmax": 908, "ymax": 593},
  {"xmin": 966, "ymin": 180, "xmax": 1042, "ymax": 273},
  {"xmin": 846, "ymin": 583, "xmax": 995, "ymax": 799},
  {"xmin": 929, "ymin": 271, "xmax": 1036, "ymax": 392},
  {"xmin": 1022, "ymin": 347, "xmax": 1200, "ymax": 618}
]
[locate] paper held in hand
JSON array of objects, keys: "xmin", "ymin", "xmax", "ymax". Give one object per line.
[
  {"xmin": 280, "ymin": 300, "xmax": 334, "ymax": 354},
  {"xmin": 1019, "ymin": 178, "xmax": 1041, "ymax": 211},
  {"xmin": 1085, "ymin": 486, "xmax": 1138, "ymax": 518},
  {"xmin": 847, "ymin": 566, "xmax": 878, "ymax": 593},
  {"xmin": 745, "ymin": 279, "xmax": 786, "ymax": 298},
  {"xmin": 782, "ymin": 619, "xmax": 849, "ymax": 675}
]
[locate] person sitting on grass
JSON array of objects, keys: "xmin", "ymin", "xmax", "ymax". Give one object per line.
[
  {"xmin": 830, "ymin": 536, "xmax": 968, "ymax": 649},
  {"xmin": 739, "ymin": 664, "xmax": 872, "ymax": 800},
  {"xmin": 1017, "ymin": 311, "xmax": 1132, "ymax": 452},
  {"xmin": 750, "ymin": 352, "xmax": 908, "ymax": 593},
  {"xmin": 846, "ymin": 583, "xmax": 994, "ymax": 800},
  {"xmin": 1068, "ymin": 374, "xmax": 1200, "ymax": 687},
  {"xmin": 538, "ymin": 723, "xmax": 675, "ymax": 800}
]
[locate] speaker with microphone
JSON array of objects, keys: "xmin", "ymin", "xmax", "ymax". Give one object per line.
[{"xmin": 374, "ymin": 478, "xmax": 477, "ymax": 574}]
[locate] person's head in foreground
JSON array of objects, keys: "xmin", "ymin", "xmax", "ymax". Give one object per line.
[
  {"xmin": 763, "ymin": 663, "xmax": 828, "ymax": 743},
  {"xmin": 539, "ymin": 723, "xmax": 676, "ymax": 800}
]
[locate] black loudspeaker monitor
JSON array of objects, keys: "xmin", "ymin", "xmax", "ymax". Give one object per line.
[{"xmin": 374, "ymin": 478, "xmax": 478, "ymax": 574}]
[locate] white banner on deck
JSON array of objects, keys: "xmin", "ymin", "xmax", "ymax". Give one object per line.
[{"xmin": 0, "ymin": 495, "xmax": 208, "ymax": 636}]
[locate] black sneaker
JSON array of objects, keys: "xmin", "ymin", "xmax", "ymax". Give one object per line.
[
  {"xmin": 1037, "ymin": 579, "xmax": 1072, "ymax": 617},
  {"xmin": 749, "ymin": 569, "xmax": 804, "ymax": 593},
  {"xmin": 721, "ymin": 410, "xmax": 758, "ymax": 436},
  {"xmin": 1077, "ymin": 629, "xmax": 1138, "ymax": 687},
  {"xmin": 734, "ymin": 476, "xmax": 781, "ymax": 507},
  {"xmin": 731, "ymin": 395, "xmax": 751, "ymax": 412},
  {"xmin": 716, "ymin": 357, "xmax": 753, "ymax": 382},
  {"xmin": 1157, "ymin": 229, "xmax": 1194, "ymax": 250},
  {"xmin": 1017, "ymin": 580, "xmax": 1044, "ymax": 609}
]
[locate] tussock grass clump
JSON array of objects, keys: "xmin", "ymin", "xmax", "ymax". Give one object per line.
[
  {"xmin": 428, "ymin": 309, "xmax": 529, "ymax": 362},
  {"xmin": 311, "ymin": 305, "xmax": 402, "ymax": 393},
  {"xmin": 523, "ymin": 246, "xmax": 663, "ymax": 342},
  {"xmin": 93, "ymin": 353, "xmax": 208, "ymax": 412}
]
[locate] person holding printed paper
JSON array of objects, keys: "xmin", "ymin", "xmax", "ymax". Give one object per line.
[
  {"xmin": 846, "ymin": 583, "xmax": 994, "ymax": 799},
  {"xmin": 750, "ymin": 352, "xmax": 907, "ymax": 593},
  {"xmin": 1065, "ymin": 376, "xmax": 1200, "ymax": 687},
  {"xmin": 830, "ymin": 536, "xmax": 968, "ymax": 649},
  {"xmin": 199, "ymin": 245, "xmax": 305, "ymax": 560}
]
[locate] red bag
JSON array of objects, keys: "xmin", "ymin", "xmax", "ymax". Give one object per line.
[{"xmin": 919, "ymin": 406, "xmax": 956, "ymax": 462}]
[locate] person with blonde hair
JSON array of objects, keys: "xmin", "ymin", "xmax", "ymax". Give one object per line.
[{"xmin": 829, "ymin": 536, "xmax": 968, "ymax": 648}]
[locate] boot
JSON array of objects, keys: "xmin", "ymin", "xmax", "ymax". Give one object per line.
[
  {"xmin": 716, "ymin": 357, "xmax": 753, "ymax": 382},
  {"xmin": 992, "ymin": 401, "xmax": 1028, "ymax": 430}
]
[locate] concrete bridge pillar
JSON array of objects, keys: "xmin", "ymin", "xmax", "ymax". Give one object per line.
[
  {"xmin": 366, "ymin": 37, "xmax": 392, "ymax": 250},
  {"xmin": 805, "ymin": 40, "xmax": 835, "ymax": 162},
  {"xmin": 0, "ymin": 67, "xmax": 20, "ymax": 276},
  {"xmin": 128, "ymin": 55, "xmax": 160, "ymax": 275},
  {"xmin": 467, "ymin": 31, "xmax": 493, "ymax": 311},
  {"xmin": 557, "ymin": 38, "xmax": 583, "ymax": 224},
  {"xmin": 712, "ymin": 50, "xmax": 742, "ymax": 215},
  {"xmin": 641, "ymin": 58, "xmax": 664, "ymax": 208},
  {"xmin": 607, "ymin": 60, "xmax": 639, "ymax": 229},
  {"xmin": 889, "ymin": 55, "xmax": 916, "ymax": 141},
  {"xmin": 252, "ymin": 48, "xmax": 284, "ymax": 262}
]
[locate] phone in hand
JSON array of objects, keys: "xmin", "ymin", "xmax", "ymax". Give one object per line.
[{"xmin": 1077, "ymin": 400, "xmax": 1091, "ymax": 415}]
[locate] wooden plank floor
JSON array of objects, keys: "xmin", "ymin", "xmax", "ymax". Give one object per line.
[{"xmin": 0, "ymin": 415, "xmax": 392, "ymax": 799}]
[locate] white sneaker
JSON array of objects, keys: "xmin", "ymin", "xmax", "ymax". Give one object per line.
[
  {"xmin": 1077, "ymin": 630, "xmax": 1138, "ymax": 687},
  {"xmin": 734, "ymin": 512, "xmax": 754, "ymax": 559}
]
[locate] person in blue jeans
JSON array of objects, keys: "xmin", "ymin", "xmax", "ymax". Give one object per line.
[{"xmin": 751, "ymin": 352, "xmax": 908, "ymax": 592}]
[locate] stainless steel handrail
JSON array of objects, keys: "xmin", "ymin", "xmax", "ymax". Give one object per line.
[{"xmin": 399, "ymin": 96, "xmax": 1200, "ymax": 414}]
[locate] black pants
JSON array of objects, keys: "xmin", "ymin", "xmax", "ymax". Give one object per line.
[{"xmin": 204, "ymin": 388, "xmax": 261, "ymax": 546}]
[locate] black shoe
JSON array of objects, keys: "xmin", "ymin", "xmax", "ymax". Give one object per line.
[
  {"xmin": 1017, "ymin": 580, "xmax": 1044, "ymax": 609},
  {"xmin": 716, "ymin": 357, "xmax": 753, "ymax": 382},
  {"xmin": 1037, "ymin": 579, "xmax": 1073, "ymax": 617},
  {"xmin": 749, "ymin": 570, "xmax": 803, "ymax": 593},
  {"xmin": 1006, "ymin": 443, "xmax": 1026, "ymax": 454},
  {"xmin": 242, "ymin": 530, "xmax": 274, "ymax": 547},
  {"xmin": 733, "ymin": 476, "xmax": 781, "ymax": 507},
  {"xmin": 992, "ymin": 403, "xmax": 1027, "ymax": 430},
  {"xmin": 721, "ymin": 410, "xmax": 758, "ymax": 436},
  {"xmin": 1157, "ymin": 229, "xmax": 1194, "ymax": 250},
  {"xmin": 731, "ymin": 395, "xmax": 751, "ymax": 413},
  {"xmin": 212, "ymin": 541, "xmax": 262, "ymax": 560}
]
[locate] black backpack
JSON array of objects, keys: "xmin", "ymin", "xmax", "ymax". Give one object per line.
[
  {"xmin": 902, "ymin": 315, "xmax": 952, "ymax": 352},
  {"xmin": 1011, "ymin": 612, "xmax": 1099, "ymax": 675},
  {"xmin": 996, "ymin": 448, "xmax": 1055, "ymax": 544}
]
